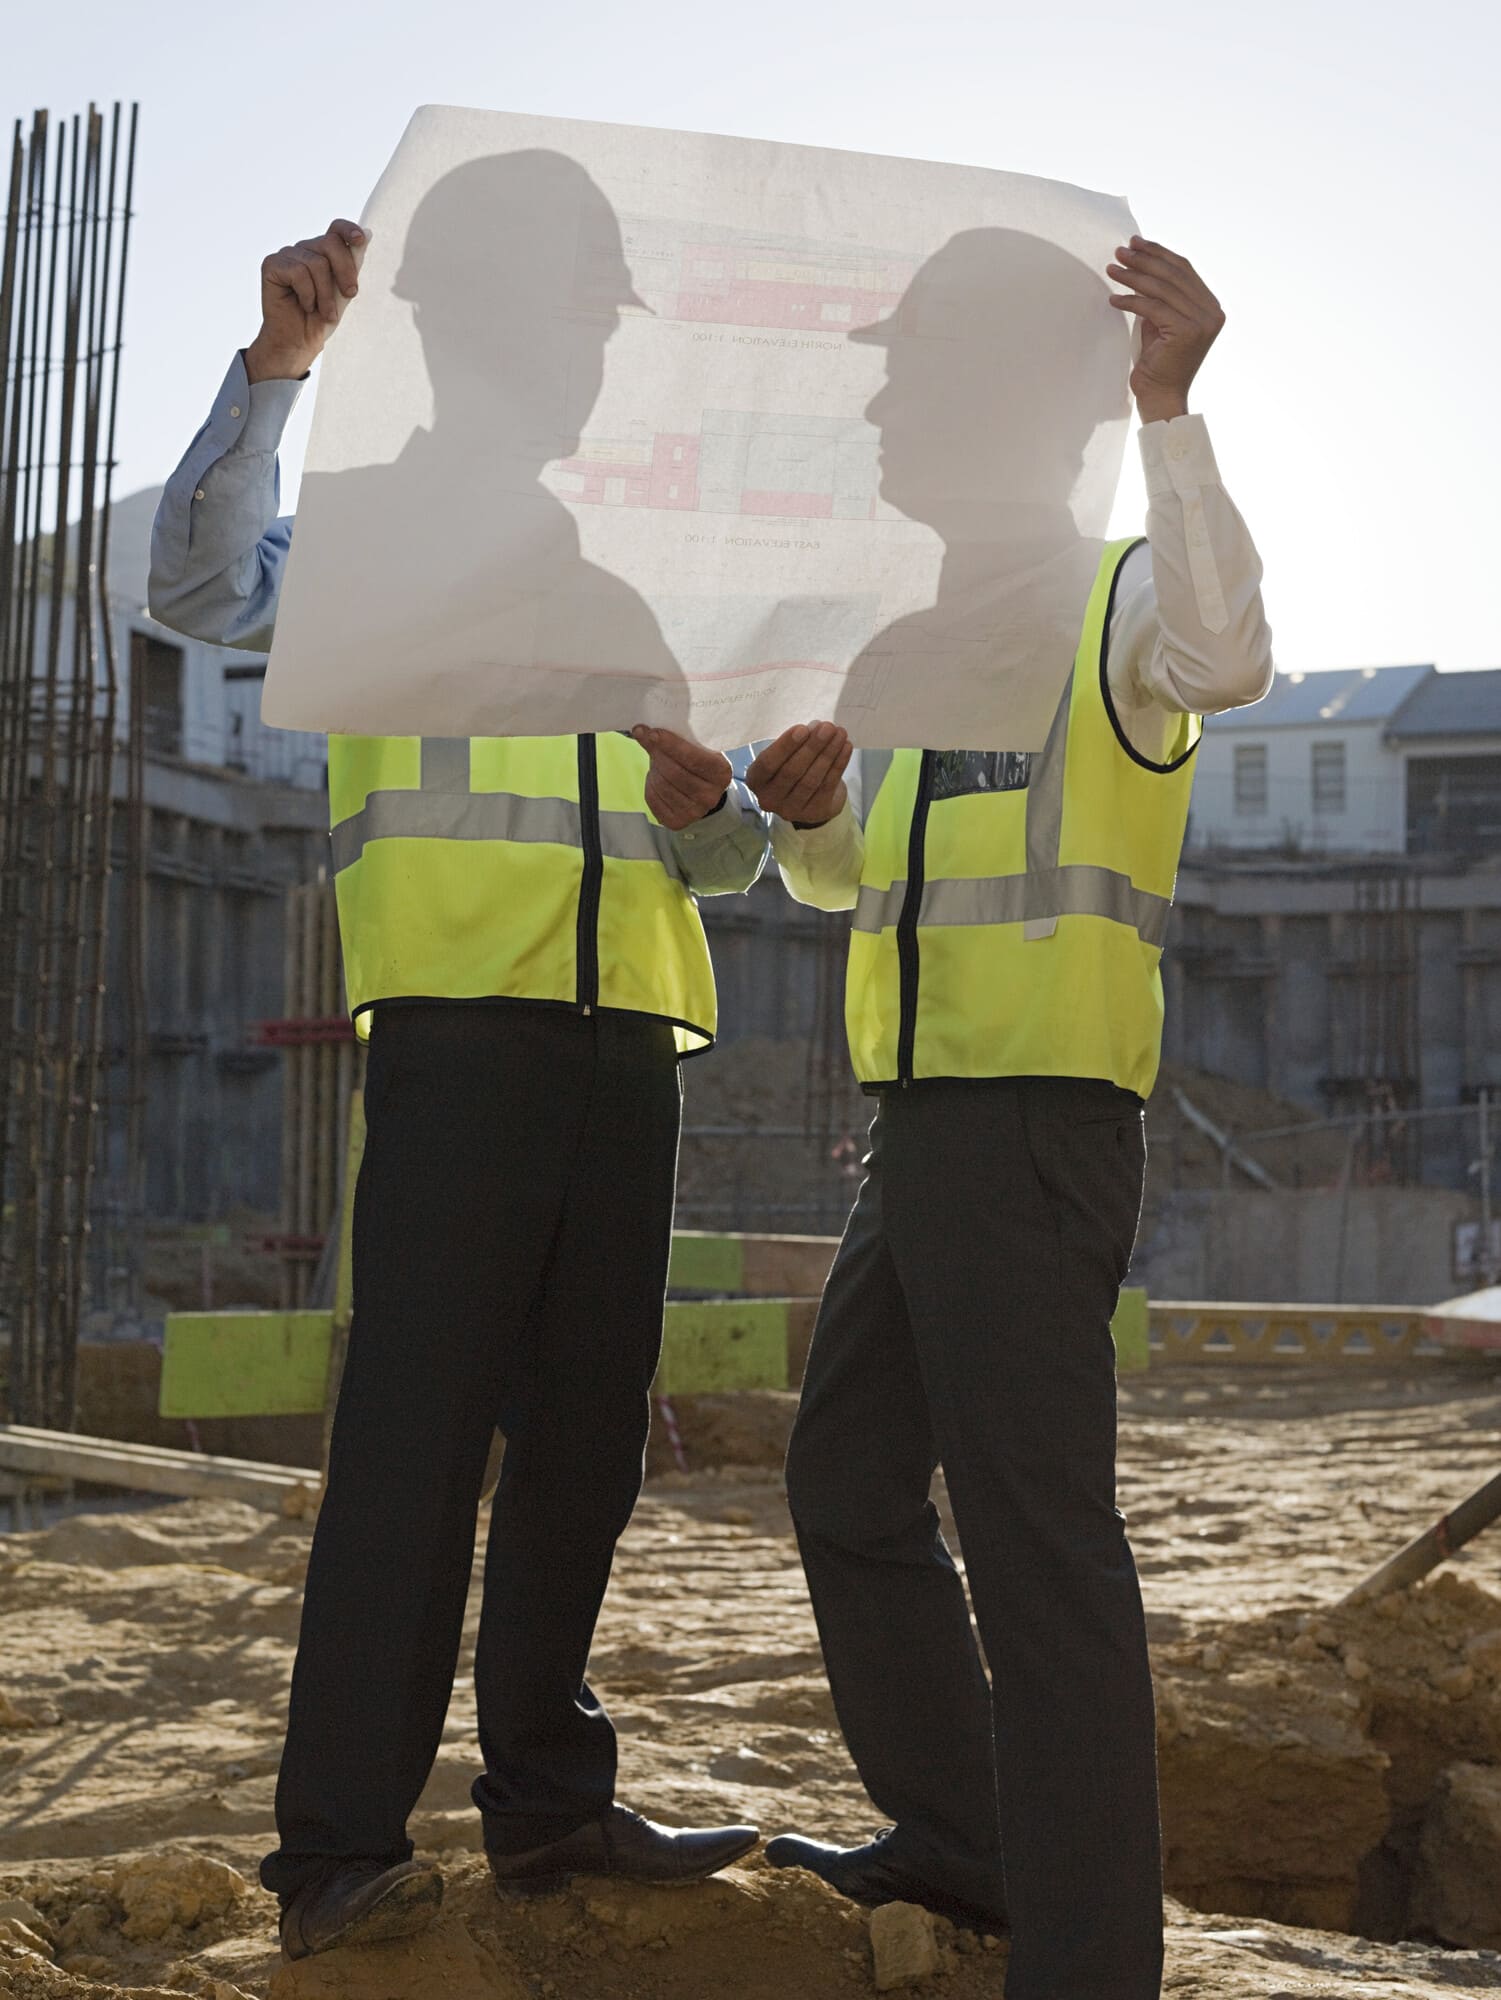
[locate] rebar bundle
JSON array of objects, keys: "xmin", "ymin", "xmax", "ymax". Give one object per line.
[{"xmin": 0, "ymin": 105, "xmax": 138, "ymax": 1427}]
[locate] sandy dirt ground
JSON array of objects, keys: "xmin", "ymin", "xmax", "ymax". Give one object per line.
[{"xmin": 5, "ymin": 1361, "xmax": 1501, "ymax": 1998}]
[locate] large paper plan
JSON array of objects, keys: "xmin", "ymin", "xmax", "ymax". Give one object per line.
[{"xmin": 262, "ymin": 105, "xmax": 1136, "ymax": 750}]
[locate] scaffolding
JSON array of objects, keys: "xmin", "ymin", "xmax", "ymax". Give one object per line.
[{"xmin": 0, "ymin": 105, "xmax": 139, "ymax": 1426}]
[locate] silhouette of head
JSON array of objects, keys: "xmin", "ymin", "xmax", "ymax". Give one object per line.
[
  {"xmin": 852, "ymin": 229, "xmax": 1128, "ymax": 532},
  {"xmin": 393, "ymin": 149, "xmax": 648, "ymax": 461}
]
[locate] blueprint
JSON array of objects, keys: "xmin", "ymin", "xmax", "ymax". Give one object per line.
[{"xmin": 261, "ymin": 105, "xmax": 1137, "ymax": 751}]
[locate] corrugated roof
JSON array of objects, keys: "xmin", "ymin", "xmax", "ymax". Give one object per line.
[
  {"xmin": 1386, "ymin": 667, "xmax": 1501, "ymax": 740},
  {"xmin": 1206, "ymin": 664, "xmax": 1433, "ymax": 732}
]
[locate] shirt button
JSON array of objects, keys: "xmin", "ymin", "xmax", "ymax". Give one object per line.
[
  {"xmin": 229, "ymin": 405, "xmax": 242, "ymax": 419},
  {"xmin": 194, "ymin": 489, "xmax": 205, "ymax": 501},
  {"xmin": 1168, "ymin": 439, "xmax": 1189, "ymax": 460}
]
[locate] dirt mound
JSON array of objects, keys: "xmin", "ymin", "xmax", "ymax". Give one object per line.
[
  {"xmin": 5, "ymin": 1866, "xmax": 1498, "ymax": 2000},
  {"xmin": 1152, "ymin": 1061, "xmax": 1351, "ymax": 1189},
  {"xmin": 646, "ymin": 1392, "xmax": 798, "ymax": 1478}
]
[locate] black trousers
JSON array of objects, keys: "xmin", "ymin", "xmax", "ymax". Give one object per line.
[
  {"xmin": 260, "ymin": 1002, "xmax": 682, "ymax": 1901},
  {"xmin": 786, "ymin": 1078, "xmax": 1162, "ymax": 2000}
]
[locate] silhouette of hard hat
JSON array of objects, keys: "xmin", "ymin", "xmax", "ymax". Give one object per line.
[
  {"xmin": 849, "ymin": 228, "xmax": 1107, "ymax": 348},
  {"xmin": 393, "ymin": 149, "xmax": 650, "ymax": 315}
]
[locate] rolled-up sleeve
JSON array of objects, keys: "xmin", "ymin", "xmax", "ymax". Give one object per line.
[
  {"xmin": 149, "ymin": 353, "xmax": 303, "ymax": 652},
  {"xmin": 669, "ymin": 779, "xmax": 770, "ymax": 894},
  {"xmin": 770, "ymin": 797, "xmax": 865, "ymax": 912},
  {"xmin": 1123, "ymin": 414, "xmax": 1275, "ymax": 716}
]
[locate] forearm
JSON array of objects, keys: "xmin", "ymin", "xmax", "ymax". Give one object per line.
[
  {"xmin": 670, "ymin": 781, "xmax": 770, "ymax": 894},
  {"xmin": 1121, "ymin": 415, "xmax": 1275, "ymax": 717},
  {"xmin": 148, "ymin": 353, "xmax": 302, "ymax": 652},
  {"xmin": 769, "ymin": 798, "xmax": 865, "ymax": 912}
]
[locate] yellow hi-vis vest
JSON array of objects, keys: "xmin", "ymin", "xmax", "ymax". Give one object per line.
[
  {"xmin": 847, "ymin": 538, "xmax": 1200, "ymax": 1097},
  {"xmin": 328, "ymin": 731, "xmax": 717, "ymax": 1054}
]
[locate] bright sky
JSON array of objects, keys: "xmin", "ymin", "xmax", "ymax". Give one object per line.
[{"xmin": 14, "ymin": 0, "xmax": 1500, "ymax": 674}]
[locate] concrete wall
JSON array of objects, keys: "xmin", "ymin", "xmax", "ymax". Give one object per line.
[
  {"xmin": 1134, "ymin": 1186, "xmax": 1477, "ymax": 1306},
  {"xmin": 92, "ymin": 756, "xmax": 327, "ymax": 1255},
  {"xmin": 1164, "ymin": 859, "xmax": 1501, "ymax": 1188}
]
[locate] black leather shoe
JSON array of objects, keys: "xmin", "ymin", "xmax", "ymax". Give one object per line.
[
  {"xmin": 279, "ymin": 1856, "xmax": 444, "ymax": 1961},
  {"xmin": 487, "ymin": 1805, "xmax": 758, "ymax": 1895},
  {"xmin": 765, "ymin": 1828, "xmax": 1008, "ymax": 1936}
]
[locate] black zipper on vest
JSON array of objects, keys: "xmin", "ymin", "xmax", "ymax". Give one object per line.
[
  {"xmin": 576, "ymin": 734, "xmax": 603, "ymax": 1014},
  {"xmin": 895, "ymin": 751, "xmax": 934, "ymax": 1085}
]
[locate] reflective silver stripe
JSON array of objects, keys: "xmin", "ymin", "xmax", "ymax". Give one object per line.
[
  {"xmin": 420, "ymin": 737, "xmax": 471, "ymax": 790},
  {"xmin": 598, "ymin": 808, "xmax": 682, "ymax": 871},
  {"xmin": 330, "ymin": 788, "xmax": 682, "ymax": 877},
  {"xmin": 1025, "ymin": 668, "xmax": 1073, "ymax": 876},
  {"xmin": 854, "ymin": 881, "xmax": 903, "ymax": 934},
  {"xmin": 853, "ymin": 866, "xmax": 1171, "ymax": 948}
]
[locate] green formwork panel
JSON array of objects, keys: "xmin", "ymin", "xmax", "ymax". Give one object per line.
[
  {"xmin": 161, "ymin": 1298, "xmax": 790, "ymax": 1419},
  {"xmin": 655, "ymin": 1300, "xmax": 790, "ymax": 1397},
  {"xmin": 667, "ymin": 1232, "xmax": 747, "ymax": 1294},
  {"xmin": 1112, "ymin": 1287, "xmax": 1150, "ymax": 1374},
  {"xmin": 160, "ymin": 1311, "xmax": 333, "ymax": 1418}
]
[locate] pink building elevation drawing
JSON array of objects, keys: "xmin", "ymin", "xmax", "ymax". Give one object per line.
[{"xmin": 672, "ymin": 239, "xmax": 915, "ymax": 333}]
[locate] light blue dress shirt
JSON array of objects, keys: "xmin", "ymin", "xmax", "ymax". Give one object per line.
[{"xmin": 148, "ymin": 354, "xmax": 770, "ymax": 895}]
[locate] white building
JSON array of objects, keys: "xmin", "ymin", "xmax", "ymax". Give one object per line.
[
  {"xmin": 1188, "ymin": 664, "xmax": 1501, "ymax": 858},
  {"xmin": 100, "ymin": 487, "xmax": 326, "ymax": 790}
]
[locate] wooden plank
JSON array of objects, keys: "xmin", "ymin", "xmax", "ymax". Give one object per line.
[
  {"xmin": 0, "ymin": 1425, "xmax": 318, "ymax": 1511},
  {"xmin": 742, "ymin": 1234, "xmax": 839, "ymax": 1298},
  {"xmin": 160, "ymin": 1311, "xmax": 334, "ymax": 1418},
  {"xmin": 669, "ymin": 1231, "xmax": 841, "ymax": 1296}
]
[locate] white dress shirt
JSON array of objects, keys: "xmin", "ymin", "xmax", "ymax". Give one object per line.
[{"xmin": 771, "ymin": 412, "xmax": 1275, "ymax": 910}]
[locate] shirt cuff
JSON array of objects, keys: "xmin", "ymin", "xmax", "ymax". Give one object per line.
[
  {"xmin": 1138, "ymin": 412, "xmax": 1229, "ymax": 637},
  {"xmin": 1138, "ymin": 412, "xmax": 1222, "ymax": 501},
  {"xmin": 230, "ymin": 353, "xmax": 305, "ymax": 454},
  {"xmin": 772, "ymin": 797, "xmax": 854, "ymax": 849},
  {"xmin": 674, "ymin": 778, "xmax": 760, "ymax": 845}
]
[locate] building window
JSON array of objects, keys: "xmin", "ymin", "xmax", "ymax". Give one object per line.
[
  {"xmin": 1312, "ymin": 741, "xmax": 1347, "ymax": 816},
  {"xmin": 130, "ymin": 630, "xmax": 184, "ymax": 758},
  {"xmin": 1407, "ymin": 755, "xmax": 1501, "ymax": 856},
  {"xmin": 1233, "ymin": 743, "xmax": 1268, "ymax": 816}
]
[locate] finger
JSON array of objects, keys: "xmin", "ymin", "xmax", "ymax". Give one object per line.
[
  {"xmin": 746, "ymin": 724, "xmax": 810, "ymax": 788},
  {"xmin": 1107, "ymin": 262, "xmax": 1201, "ymax": 320},
  {"xmin": 635, "ymin": 729, "xmax": 730, "ymax": 799},
  {"xmin": 1108, "ymin": 293, "xmax": 1168, "ymax": 321},
  {"xmin": 298, "ymin": 249, "xmax": 339, "ymax": 324},
  {"xmin": 768, "ymin": 723, "xmax": 842, "ymax": 795},
  {"xmin": 1128, "ymin": 236, "xmax": 1200, "ymax": 278},
  {"xmin": 319, "ymin": 228, "xmax": 362, "ymax": 299},
  {"xmin": 640, "ymin": 727, "xmax": 729, "ymax": 786},
  {"xmin": 269, "ymin": 251, "xmax": 318, "ymax": 318},
  {"xmin": 654, "ymin": 752, "xmax": 727, "ymax": 810},
  {"xmin": 649, "ymin": 773, "xmax": 701, "ymax": 828},
  {"xmin": 785, "ymin": 742, "xmax": 852, "ymax": 815},
  {"xmin": 1121, "ymin": 242, "xmax": 1220, "ymax": 316}
]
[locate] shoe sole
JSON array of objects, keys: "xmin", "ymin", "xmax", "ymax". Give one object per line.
[
  {"xmin": 491, "ymin": 1828, "xmax": 761, "ymax": 1899},
  {"xmin": 767, "ymin": 1857, "xmax": 1006, "ymax": 1939},
  {"xmin": 284, "ymin": 1868, "xmax": 446, "ymax": 1960}
]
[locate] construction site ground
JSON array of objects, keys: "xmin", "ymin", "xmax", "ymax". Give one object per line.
[{"xmin": 6, "ymin": 1361, "xmax": 1501, "ymax": 1998}]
